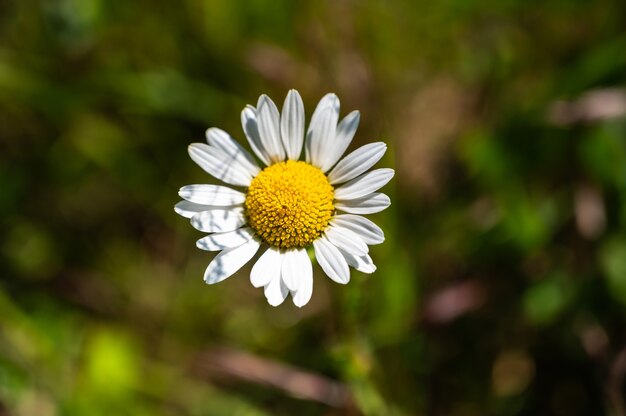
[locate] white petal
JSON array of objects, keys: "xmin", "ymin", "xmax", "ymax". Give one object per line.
[
  {"xmin": 335, "ymin": 193, "xmax": 391, "ymax": 214},
  {"xmin": 196, "ymin": 227, "xmax": 255, "ymax": 251},
  {"xmin": 256, "ymin": 95, "xmax": 285, "ymax": 163},
  {"xmin": 179, "ymin": 184, "xmax": 246, "ymax": 206},
  {"xmin": 250, "ymin": 247, "xmax": 282, "ymax": 288},
  {"xmin": 309, "ymin": 94, "xmax": 340, "ymax": 131},
  {"xmin": 204, "ymin": 238, "xmax": 260, "ymax": 284},
  {"xmin": 330, "ymin": 214, "xmax": 385, "ymax": 245},
  {"xmin": 174, "ymin": 200, "xmax": 217, "ymax": 219},
  {"xmin": 280, "ymin": 89, "xmax": 305, "ymax": 160},
  {"xmin": 313, "ymin": 236, "xmax": 350, "ymax": 284},
  {"xmin": 190, "ymin": 207, "xmax": 246, "ymax": 232},
  {"xmin": 205, "ymin": 128, "xmax": 260, "ymax": 176},
  {"xmin": 324, "ymin": 226, "xmax": 368, "ymax": 257},
  {"xmin": 328, "ymin": 142, "xmax": 387, "ymax": 185},
  {"xmin": 291, "ymin": 253, "xmax": 313, "ymax": 308},
  {"xmin": 188, "ymin": 143, "xmax": 254, "ymax": 187},
  {"xmin": 280, "ymin": 249, "xmax": 298, "ymax": 291},
  {"xmin": 334, "ymin": 168, "xmax": 395, "ymax": 200},
  {"xmin": 305, "ymin": 93, "xmax": 339, "ymax": 167},
  {"xmin": 264, "ymin": 271, "xmax": 289, "ymax": 306},
  {"xmin": 281, "ymin": 248, "xmax": 309, "ymax": 292},
  {"xmin": 341, "ymin": 251, "xmax": 377, "ymax": 274},
  {"xmin": 241, "ymin": 105, "xmax": 272, "ymax": 166},
  {"xmin": 319, "ymin": 110, "xmax": 360, "ymax": 173}
]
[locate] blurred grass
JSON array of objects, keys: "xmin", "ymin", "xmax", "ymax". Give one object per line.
[{"xmin": 1, "ymin": 0, "xmax": 626, "ymax": 415}]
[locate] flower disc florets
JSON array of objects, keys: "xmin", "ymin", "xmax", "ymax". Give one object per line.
[{"xmin": 245, "ymin": 160, "xmax": 334, "ymax": 248}]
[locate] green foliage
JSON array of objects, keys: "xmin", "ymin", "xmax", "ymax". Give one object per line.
[
  {"xmin": 523, "ymin": 273, "xmax": 574, "ymax": 326},
  {"xmin": 600, "ymin": 238, "xmax": 626, "ymax": 306},
  {"xmin": 1, "ymin": 0, "xmax": 626, "ymax": 414}
]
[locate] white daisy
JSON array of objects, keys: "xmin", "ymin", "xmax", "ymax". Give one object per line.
[{"xmin": 175, "ymin": 90, "xmax": 393, "ymax": 307}]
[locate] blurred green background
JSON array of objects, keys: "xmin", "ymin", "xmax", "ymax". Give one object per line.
[{"xmin": 2, "ymin": 0, "xmax": 626, "ymax": 415}]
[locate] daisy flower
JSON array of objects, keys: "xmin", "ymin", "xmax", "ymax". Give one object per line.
[{"xmin": 175, "ymin": 90, "xmax": 393, "ymax": 307}]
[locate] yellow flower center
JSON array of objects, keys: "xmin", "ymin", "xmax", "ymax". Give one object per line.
[{"xmin": 245, "ymin": 160, "xmax": 334, "ymax": 249}]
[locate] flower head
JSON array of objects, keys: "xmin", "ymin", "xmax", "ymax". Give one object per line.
[{"xmin": 176, "ymin": 90, "xmax": 393, "ymax": 307}]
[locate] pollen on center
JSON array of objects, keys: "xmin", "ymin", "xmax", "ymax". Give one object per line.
[{"xmin": 245, "ymin": 160, "xmax": 334, "ymax": 249}]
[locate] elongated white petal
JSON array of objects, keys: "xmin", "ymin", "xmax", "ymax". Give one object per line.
[
  {"xmin": 179, "ymin": 184, "xmax": 246, "ymax": 206},
  {"xmin": 341, "ymin": 251, "xmax": 377, "ymax": 274},
  {"xmin": 331, "ymin": 214, "xmax": 385, "ymax": 245},
  {"xmin": 335, "ymin": 193, "xmax": 391, "ymax": 214},
  {"xmin": 292, "ymin": 253, "xmax": 313, "ymax": 307},
  {"xmin": 188, "ymin": 143, "xmax": 254, "ymax": 186},
  {"xmin": 204, "ymin": 238, "xmax": 260, "ymax": 284},
  {"xmin": 319, "ymin": 110, "xmax": 360, "ymax": 172},
  {"xmin": 328, "ymin": 142, "xmax": 387, "ymax": 185},
  {"xmin": 257, "ymin": 95, "xmax": 285, "ymax": 163},
  {"xmin": 313, "ymin": 236, "xmax": 350, "ymax": 284},
  {"xmin": 310, "ymin": 93, "xmax": 340, "ymax": 123},
  {"xmin": 324, "ymin": 226, "xmax": 368, "ymax": 257},
  {"xmin": 264, "ymin": 271, "xmax": 289, "ymax": 306},
  {"xmin": 190, "ymin": 208, "xmax": 246, "ymax": 232},
  {"xmin": 250, "ymin": 247, "xmax": 282, "ymax": 288},
  {"xmin": 241, "ymin": 105, "xmax": 272, "ymax": 166},
  {"xmin": 281, "ymin": 248, "xmax": 310, "ymax": 293},
  {"xmin": 205, "ymin": 128, "xmax": 260, "ymax": 176},
  {"xmin": 305, "ymin": 93, "xmax": 339, "ymax": 167},
  {"xmin": 280, "ymin": 89, "xmax": 305, "ymax": 160},
  {"xmin": 196, "ymin": 227, "xmax": 255, "ymax": 251},
  {"xmin": 174, "ymin": 200, "xmax": 217, "ymax": 219},
  {"xmin": 281, "ymin": 249, "xmax": 301, "ymax": 291},
  {"xmin": 334, "ymin": 168, "xmax": 395, "ymax": 201}
]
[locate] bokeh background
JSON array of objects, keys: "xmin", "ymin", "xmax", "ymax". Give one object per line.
[{"xmin": 2, "ymin": 0, "xmax": 626, "ymax": 415}]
